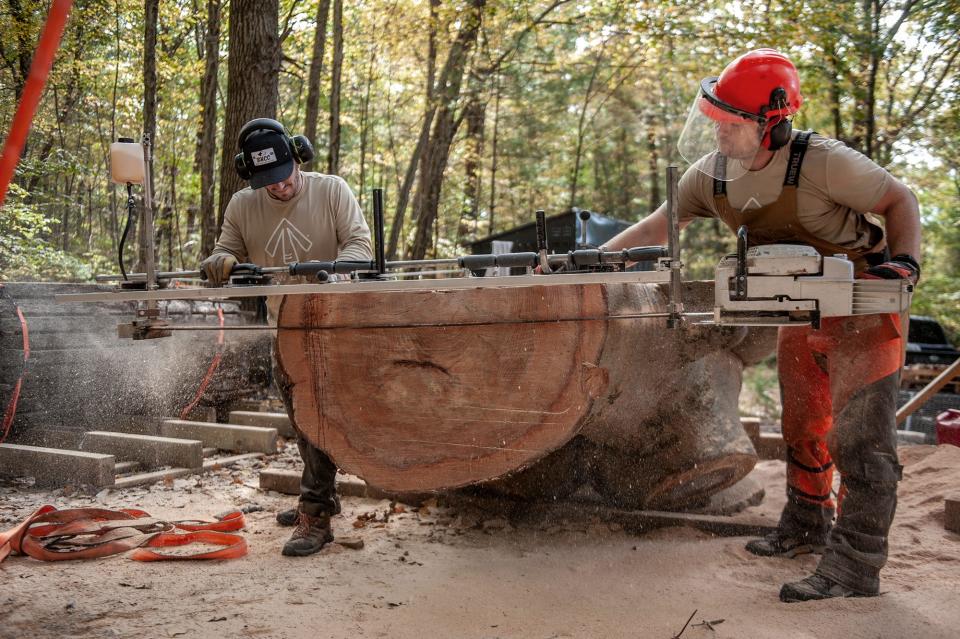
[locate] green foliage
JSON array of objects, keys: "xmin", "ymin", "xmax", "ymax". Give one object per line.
[{"xmin": 0, "ymin": 184, "xmax": 103, "ymax": 281}]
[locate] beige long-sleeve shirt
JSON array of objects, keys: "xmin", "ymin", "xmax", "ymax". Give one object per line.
[{"xmin": 212, "ymin": 171, "xmax": 372, "ymax": 319}]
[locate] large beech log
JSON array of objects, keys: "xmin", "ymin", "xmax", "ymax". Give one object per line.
[
  {"xmin": 277, "ymin": 280, "xmax": 775, "ymax": 501},
  {"xmin": 277, "ymin": 284, "xmax": 609, "ymax": 492}
]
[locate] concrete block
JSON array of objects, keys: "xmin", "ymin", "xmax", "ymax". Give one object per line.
[
  {"xmin": 82, "ymin": 431, "xmax": 203, "ymax": 470},
  {"xmin": 229, "ymin": 411, "xmax": 296, "ymax": 437},
  {"xmin": 160, "ymin": 419, "xmax": 277, "ymax": 454},
  {"xmin": 259, "ymin": 468, "xmax": 300, "ymax": 494},
  {"xmin": 946, "ymin": 497, "xmax": 960, "ymax": 534},
  {"xmin": 755, "ymin": 432, "xmax": 786, "ymax": 460},
  {"xmin": 0, "ymin": 443, "xmax": 115, "ymax": 488},
  {"xmin": 741, "ymin": 417, "xmax": 761, "ymax": 444}
]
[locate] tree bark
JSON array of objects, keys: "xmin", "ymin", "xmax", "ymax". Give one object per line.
[
  {"xmin": 303, "ymin": 0, "xmax": 331, "ymax": 172},
  {"xmin": 327, "ymin": 0, "xmax": 343, "ymax": 175},
  {"xmin": 198, "ymin": 0, "xmax": 221, "ymax": 257},
  {"xmin": 217, "ymin": 0, "xmax": 280, "ymax": 231}
]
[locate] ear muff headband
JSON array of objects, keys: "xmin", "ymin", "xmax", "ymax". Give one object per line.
[{"xmin": 234, "ymin": 118, "xmax": 315, "ymax": 178}]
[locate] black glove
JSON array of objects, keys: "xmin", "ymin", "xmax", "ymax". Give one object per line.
[{"xmin": 862, "ymin": 254, "xmax": 920, "ymax": 284}]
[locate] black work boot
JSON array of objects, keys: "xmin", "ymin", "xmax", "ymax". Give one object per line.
[
  {"xmin": 745, "ymin": 529, "xmax": 826, "ymax": 558},
  {"xmin": 276, "ymin": 509, "xmax": 298, "ymax": 527},
  {"xmin": 747, "ymin": 497, "xmax": 832, "ymax": 558},
  {"xmin": 281, "ymin": 511, "xmax": 333, "ymax": 557},
  {"xmin": 779, "ymin": 573, "xmax": 876, "ymax": 602}
]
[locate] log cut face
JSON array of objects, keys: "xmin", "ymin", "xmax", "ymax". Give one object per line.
[{"xmin": 276, "ymin": 284, "xmax": 609, "ymax": 492}]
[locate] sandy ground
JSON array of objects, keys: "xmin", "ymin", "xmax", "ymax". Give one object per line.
[{"xmin": 2, "ymin": 443, "xmax": 959, "ymax": 639}]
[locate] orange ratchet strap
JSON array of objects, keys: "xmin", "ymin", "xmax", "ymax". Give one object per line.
[{"xmin": 0, "ymin": 505, "xmax": 247, "ymax": 563}]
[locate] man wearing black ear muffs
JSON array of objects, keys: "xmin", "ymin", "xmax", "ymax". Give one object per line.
[
  {"xmin": 601, "ymin": 49, "xmax": 921, "ymax": 602},
  {"xmin": 201, "ymin": 118, "xmax": 372, "ymax": 557}
]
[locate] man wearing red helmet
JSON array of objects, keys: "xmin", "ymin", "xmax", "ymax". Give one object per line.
[{"xmin": 605, "ymin": 49, "xmax": 921, "ymax": 602}]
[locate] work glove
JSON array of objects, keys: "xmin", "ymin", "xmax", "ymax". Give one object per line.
[
  {"xmin": 200, "ymin": 253, "xmax": 238, "ymax": 286},
  {"xmin": 862, "ymin": 254, "xmax": 920, "ymax": 285}
]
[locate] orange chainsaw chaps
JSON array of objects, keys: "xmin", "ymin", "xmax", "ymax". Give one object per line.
[{"xmin": 777, "ymin": 313, "xmax": 904, "ymax": 509}]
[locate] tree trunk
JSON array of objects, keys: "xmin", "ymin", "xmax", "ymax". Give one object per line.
[
  {"xmin": 276, "ymin": 281, "xmax": 768, "ymax": 497},
  {"xmin": 488, "ymin": 74, "xmax": 501, "ymax": 235},
  {"xmin": 459, "ymin": 95, "xmax": 485, "ymax": 242},
  {"xmin": 408, "ymin": 0, "xmax": 486, "ymax": 261},
  {"xmin": 302, "ymin": 0, "xmax": 330, "ymax": 172},
  {"xmin": 217, "ymin": 0, "xmax": 280, "ymax": 230},
  {"xmin": 646, "ymin": 112, "xmax": 659, "ymax": 214},
  {"xmin": 358, "ymin": 46, "xmax": 376, "ymax": 209},
  {"xmin": 385, "ymin": 0, "xmax": 441, "ymax": 261},
  {"xmin": 140, "ymin": 0, "xmax": 159, "ymax": 271},
  {"xmin": 327, "ymin": 0, "xmax": 343, "ymax": 175},
  {"xmin": 198, "ymin": 0, "xmax": 221, "ymax": 257},
  {"xmin": 569, "ymin": 51, "xmax": 604, "ymax": 209}
]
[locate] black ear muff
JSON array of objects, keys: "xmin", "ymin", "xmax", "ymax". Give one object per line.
[
  {"xmin": 767, "ymin": 118, "xmax": 792, "ymax": 150},
  {"xmin": 764, "ymin": 87, "xmax": 792, "ymax": 151},
  {"xmin": 290, "ymin": 135, "xmax": 315, "ymax": 164},
  {"xmin": 234, "ymin": 152, "xmax": 252, "ymax": 179}
]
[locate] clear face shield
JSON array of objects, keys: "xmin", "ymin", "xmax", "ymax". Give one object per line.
[{"xmin": 677, "ymin": 78, "xmax": 767, "ymax": 181}]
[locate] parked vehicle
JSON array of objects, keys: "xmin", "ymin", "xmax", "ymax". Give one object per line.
[
  {"xmin": 905, "ymin": 315, "xmax": 959, "ymax": 366},
  {"xmin": 899, "ymin": 315, "xmax": 960, "ymax": 441}
]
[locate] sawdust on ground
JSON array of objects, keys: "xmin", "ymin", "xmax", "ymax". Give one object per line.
[{"xmin": 1, "ymin": 443, "xmax": 959, "ymax": 639}]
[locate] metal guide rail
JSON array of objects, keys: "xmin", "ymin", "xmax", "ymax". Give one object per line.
[{"xmin": 55, "ymin": 168, "xmax": 686, "ymax": 338}]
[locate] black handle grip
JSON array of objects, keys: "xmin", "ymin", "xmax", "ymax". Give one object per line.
[{"xmin": 535, "ymin": 210, "xmax": 548, "ymax": 253}]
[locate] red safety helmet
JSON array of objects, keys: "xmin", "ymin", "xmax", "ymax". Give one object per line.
[{"xmin": 699, "ymin": 48, "xmax": 803, "ymax": 150}]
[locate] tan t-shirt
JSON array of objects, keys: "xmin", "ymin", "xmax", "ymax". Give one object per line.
[
  {"xmin": 677, "ymin": 134, "xmax": 891, "ymax": 250},
  {"xmin": 212, "ymin": 171, "xmax": 373, "ymax": 319}
]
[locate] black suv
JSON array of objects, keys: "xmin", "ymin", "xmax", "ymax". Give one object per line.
[{"xmin": 905, "ymin": 315, "xmax": 960, "ymax": 365}]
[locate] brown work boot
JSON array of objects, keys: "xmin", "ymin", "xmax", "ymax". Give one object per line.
[{"xmin": 281, "ymin": 511, "xmax": 333, "ymax": 557}]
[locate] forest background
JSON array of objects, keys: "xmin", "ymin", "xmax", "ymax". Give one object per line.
[{"xmin": 1, "ymin": 0, "xmax": 957, "ymax": 346}]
